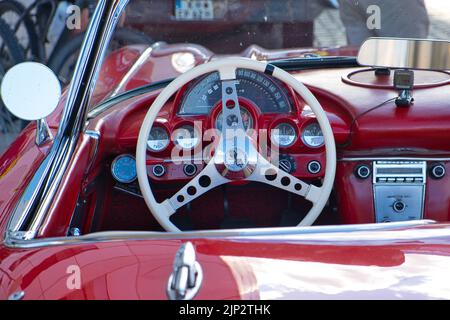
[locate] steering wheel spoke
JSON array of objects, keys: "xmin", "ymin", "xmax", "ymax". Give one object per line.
[
  {"xmin": 247, "ymin": 153, "xmax": 322, "ymax": 204},
  {"xmin": 164, "ymin": 160, "xmax": 229, "ymax": 214}
]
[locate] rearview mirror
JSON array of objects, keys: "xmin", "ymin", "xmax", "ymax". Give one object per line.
[
  {"xmin": 1, "ymin": 62, "xmax": 61, "ymax": 121},
  {"xmin": 357, "ymin": 38, "xmax": 450, "ymax": 71}
]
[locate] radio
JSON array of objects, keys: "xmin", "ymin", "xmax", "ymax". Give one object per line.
[{"xmin": 372, "ymin": 161, "xmax": 426, "ymax": 223}]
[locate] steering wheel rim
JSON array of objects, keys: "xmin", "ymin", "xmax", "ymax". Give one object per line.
[{"xmin": 137, "ymin": 58, "xmax": 336, "ymax": 232}]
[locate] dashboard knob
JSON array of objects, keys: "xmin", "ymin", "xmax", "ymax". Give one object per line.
[
  {"xmin": 307, "ymin": 161, "xmax": 321, "ymax": 174},
  {"xmin": 279, "ymin": 155, "xmax": 296, "ymax": 174},
  {"xmin": 152, "ymin": 164, "xmax": 166, "ymax": 177},
  {"xmin": 393, "ymin": 200, "xmax": 406, "ymax": 213},
  {"xmin": 355, "ymin": 164, "xmax": 371, "ymax": 179},
  {"xmin": 430, "ymin": 163, "xmax": 446, "ymax": 179},
  {"xmin": 183, "ymin": 163, "xmax": 198, "ymax": 177}
]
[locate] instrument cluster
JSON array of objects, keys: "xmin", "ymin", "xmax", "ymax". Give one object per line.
[{"xmin": 112, "ymin": 69, "xmax": 326, "ymax": 184}]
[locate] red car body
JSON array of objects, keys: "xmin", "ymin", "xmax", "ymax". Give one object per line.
[{"xmin": 1, "ymin": 1, "xmax": 450, "ymax": 300}]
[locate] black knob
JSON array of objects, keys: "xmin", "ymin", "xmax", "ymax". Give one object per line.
[
  {"xmin": 183, "ymin": 163, "xmax": 198, "ymax": 177},
  {"xmin": 355, "ymin": 164, "xmax": 371, "ymax": 179},
  {"xmin": 279, "ymin": 155, "xmax": 296, "ymax": 174},
  {"xmin": 430, "ymin": 164, "xmax": 446, "ymax": 179},
  {"xmin": 307, "ymin": 161, "xmax": 321, "ymax": 174},
  {"xmin": 152, "ymin": 164, "xmax": 166, "ymax": 177},
  {"xmin": 393, "ymin": 200, "xmax": 406, "ymax": 213}
]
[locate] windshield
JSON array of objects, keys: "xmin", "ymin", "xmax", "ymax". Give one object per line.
[{"xmin": 68, "ymin": 0, "xmax": 450, "ymax": 108}]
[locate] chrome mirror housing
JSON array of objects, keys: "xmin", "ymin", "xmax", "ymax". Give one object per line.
[
  {"xmin": 357, "ymin": 38, "xmax": 450, "ymax": 71},
  {"xmin": 1, "ymin": 62, "xmax": 61, "ymax": 145}
]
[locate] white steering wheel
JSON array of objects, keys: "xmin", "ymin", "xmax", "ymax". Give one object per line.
[{"xmin": 137, "ymin": 58, "xmax": 336, "ymax": 232}]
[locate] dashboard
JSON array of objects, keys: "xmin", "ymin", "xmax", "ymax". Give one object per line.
[{"xmin": 98, "ymin": 64, "xmax": 450, "ymax": 227}]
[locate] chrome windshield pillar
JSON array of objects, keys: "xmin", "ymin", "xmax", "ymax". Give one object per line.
[{"xmin": 6, "ymin": 0, "xmax": 129, "ymax": 239}]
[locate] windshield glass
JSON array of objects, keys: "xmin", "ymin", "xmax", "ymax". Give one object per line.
[{"xmin": 71, "ymin": 0, "xmax": 450, "ymax": 108}]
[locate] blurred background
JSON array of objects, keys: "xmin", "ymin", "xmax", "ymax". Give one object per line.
[{"xmin": 0, "ymin": 0, "xmax": 449, "ymax": 153}]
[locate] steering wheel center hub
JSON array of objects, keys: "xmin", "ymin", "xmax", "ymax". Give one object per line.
[{"xmin": 224, "ymin": 147, "xmax": 248, "ymax": 172}]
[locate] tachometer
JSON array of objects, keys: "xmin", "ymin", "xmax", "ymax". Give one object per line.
[
  {"xmin": 179, "ymin": 69, "xmax": 291, "ymax": 115},
  {"xmin": 147, "ymin": 126, "xmax": 169, "ymax": 152},
  {"xmin": 173, "ymin": 125, "xmax": 200, "ymax": 149},
  {"xmin": 215, "ymin": 107, "xmax": 253, "ymax": 132},
  {"xmin": 302, "ymin": 123, "xmax": 324, "ymax": 148},
  {"xmin": 111, "ymin": 155, "xmax": 137, "ymax": 183},
  {"xmin": 271, "ymin": 123, "xmax": 297, "ymax": 148}
]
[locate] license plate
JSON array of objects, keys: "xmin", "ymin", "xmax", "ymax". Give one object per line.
[{"xmin": 175, "ymin": 0, "xmax": 214, "ymax": 21}]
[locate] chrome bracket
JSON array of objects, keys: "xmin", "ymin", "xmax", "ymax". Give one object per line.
[
  {"xmin": 35, "ymin": 118, "xmax": 53, "ymax": 146},
  {"xmin": 8, "ymin": 230, "xmax": 37, "ymax": 241},
  {"xmin": 166, "ymin": 242, "xmax": 203, "ymax": 300}
]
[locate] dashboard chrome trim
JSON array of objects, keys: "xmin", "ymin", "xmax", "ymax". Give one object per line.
[{"xmin": 4, "ymin": 220, "xmax": 437, "ymax": 249}]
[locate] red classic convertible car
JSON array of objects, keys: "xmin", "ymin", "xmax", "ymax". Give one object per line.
[{"xmin": 0, "ymin": 0, "xmax": 450, "ymax": 301}]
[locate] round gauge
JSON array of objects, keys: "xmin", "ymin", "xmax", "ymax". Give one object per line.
[
  {"xmin": 302, "ymin": 123, "xmax": 324, "ymax": 148},
  {"xmin": 271, "ymin": 123, "xmax": 297, "ymax": 148},
  {"xmin": 147, "ymin": 126, "xmax": 169, "ymax": 152},
  {"xmin": 215, "ymin": 108, "xmax": 253, "ymax": 132},
  {"xmin": 111, "ymin": 155, "xmax": 137, "ymax": 183},
  {"xmin": 173, "ymin": 125, "xmax": 200, "ymax": 149}
]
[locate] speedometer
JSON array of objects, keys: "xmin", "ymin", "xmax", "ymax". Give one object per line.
[
  {"xmin": 271, "ymin": 123, "xmax": 297, "ymax": 148},
  {"xmin": 302, "ymin": 123, "xmax": 324, "ymax": 148},
  {"xmin": 179, "ymin": 69, "xmax": 291, "ymax": 115},
  {"xmin": 173, "ymin": 125, "xmax": 200, "ymax": 149}
]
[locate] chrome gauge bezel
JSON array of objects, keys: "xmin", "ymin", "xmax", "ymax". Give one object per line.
[
  {"xmin": 147, "ymin": 126, "xmax": 170, "ymax": 152},
  {"xmin": 271, "ymin": 122, "xmax": 298, "ymax": 148},
  {"xmin": 111, "ymin": 154, "xmax": 137, "ymax": 184},
  {"xmin": 301, "ymin": 122, "xmax": 325, "ymax": 148},
  {"xmin": 215, "ymin": 107, "xmax": 254, "ymax": 133},
  {"xmin": 173, "ymin": 124, "xmax": 200, "ymax": 150}
]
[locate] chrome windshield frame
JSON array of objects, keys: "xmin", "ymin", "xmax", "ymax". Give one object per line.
[{"xmin": 5, "ymin": 0, "xmax": 129, "ymax": 241}]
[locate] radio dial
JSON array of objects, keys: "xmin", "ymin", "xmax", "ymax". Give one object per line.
[
  {"xmin": 393, "ymin": 200, "xmax": 406, "ymax": 213},
  {"xmin": 355, "ymin": 165, "xmax": 371, "ymax": 179},
  {"xmin": 430, "ymin": 164, "xmax": 446, "ymax": 179}
]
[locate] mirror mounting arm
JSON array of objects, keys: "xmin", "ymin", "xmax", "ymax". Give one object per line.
[
  {"xmin": 395, "ymin": 89, "xmax": 414, "ymax": 107},
  {"xmin": 394, "ymin": 69, "xmax": 415, "ymax": 107},
  {"xmin": 36, "ymin": 118, "xmax": 53, "ymax": 146}
]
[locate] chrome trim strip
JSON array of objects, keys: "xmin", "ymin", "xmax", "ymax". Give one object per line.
[
  {"xmin": 84, "ymin": 130, "xmax": 101, "ymax": 177},
  {"xmin": 4, "ymin": 220, "xmax": 437, "ymax": 249},
  {"xmin": 5, "ymin": 0, "xmax": 129, "ymax": 239},
  {"xmin": 339, "ymin": 157, "xmax": 450, "ymax": 162},
  {"xmin": 35, "ymin": 119, "xmax": 53, "ymax": 146}
]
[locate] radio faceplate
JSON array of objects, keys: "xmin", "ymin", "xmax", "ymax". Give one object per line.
[{"xmin": 373, "ymin": 161, "xmax": 426, "ymax": 222}]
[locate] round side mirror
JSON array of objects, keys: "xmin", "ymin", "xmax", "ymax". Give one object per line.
[{"xmin": 1, "ymin": 62, "xmax": 61, "ymax": 121}]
